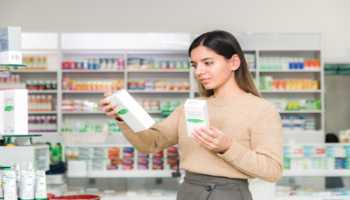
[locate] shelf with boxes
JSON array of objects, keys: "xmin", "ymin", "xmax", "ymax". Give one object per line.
[
  {"xmin": 1, "ymin": 52, "xmax": 60, "ymax": 135},
  {"xmin": 11, "ymin": 33, "xmax": 325, "ymax": 146},
  {"xmin": 64, "ymin": 144, "xmax": 180, "ymax": 178},
  {"xmin": 59, "ymin": 50, "xmax": 192, "ymax": 149},
  {"xmin": 253, "ymin": 50, "xmax": 324, "ymax": 136},
  {"xmin": 282, "ymin": 144, "xmax": 350, "ymax": 176}
]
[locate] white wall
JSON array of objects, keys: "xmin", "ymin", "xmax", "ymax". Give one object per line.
[{"xmin": 0, "ymin": 0, "xmax": 349, "ymax": 61}]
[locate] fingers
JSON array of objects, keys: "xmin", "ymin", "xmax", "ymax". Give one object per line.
[
  {"xmin": 100, "ymin": 99, "xmax": 109, "ymax": 108},
  {"xmin": 104, "ymin": 91, "xmax": 112, "ymax": 98},
  {"xmin": 193, "ymin": 128, "xmax": 212, "ymax": 144},
  {"xmin": 193, "ymin": 127, "xmax": 217, "ymax": 149},
  {"xmin": 193, "ymin": 131, "xmax": 215, "ymax": 150},
  {"xmin": 101, "ymin": 103, "xmax": 116, "ymax": 113},
  {"xmin": 106, "ymin": 107, "xmax": 118, "ymax": 117}
]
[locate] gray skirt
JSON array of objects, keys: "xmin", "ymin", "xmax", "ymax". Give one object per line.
[{"xmin": 177, "ymin": 171, "xmax": 253, "ymax": 200}]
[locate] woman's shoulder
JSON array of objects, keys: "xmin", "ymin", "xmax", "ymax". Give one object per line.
[{"xmin": 245, "ymin": 93, "xmax": 278, "ymax": 112}]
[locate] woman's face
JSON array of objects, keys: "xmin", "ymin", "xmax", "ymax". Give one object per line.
[{"xmin": 190, "ymin": 45, "xmax": 239, "ymax": 90}]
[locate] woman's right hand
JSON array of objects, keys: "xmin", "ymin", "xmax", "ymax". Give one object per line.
[{"xmin": 100, "ymin": 92, "xmax": 121, "ymax": 120}]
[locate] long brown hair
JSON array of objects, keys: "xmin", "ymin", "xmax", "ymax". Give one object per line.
[{"xmin": 189, "ymin": 30, "xmax": 260, "ymax": 97}]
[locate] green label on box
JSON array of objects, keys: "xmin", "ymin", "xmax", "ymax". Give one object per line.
[
  {"xmin": 187, "ymin": 118, "xmax": 204, "ymax": 123},
  {"xmin": 117, "ymin": 108, "xmax": 128, "ymax": 115},
  {"xmin": 4, "ymin": 105, "xmax": 13, "ymax": 112}
]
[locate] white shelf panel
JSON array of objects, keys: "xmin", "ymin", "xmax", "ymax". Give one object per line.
[
  {"xmin": 127, "ymin": 69, "xmax": 189, "ymax": 73},
  {"xmin": 283, "ymin": 130, "xmax": 323, "ymax": 135},
  {"xmin": 276, "ymin": 196, "xmax": 350, "ymax": 200},
  {"xmin": 86, "ymin": 170, "xmax": 175, "ymax": 178},
  {"xmin": 101, "ymin": 194, "xmax": 176, "ymax": 200},
  {"xmin": 29, "ymin": 90, "xmax": 57, "ymax": 94},
  {"xmin": 67, "ymin": 169, "xmax": 176, "ymax": 178},
  {"xmin": 10, "ymin": 70, "xmax": 58, "ymax": 73},
  {"xmin": 260, "ymin": 90, "xmax": 321, "ymax": 93},
  {"xmin": 0, "ymin": 83, "xmax": 26, "ymax": 89},
  {"xmin": 279, "ymin": 110, "xmax": 322, "ymax": 114},
  {"xmin": 259, "ymin": 69, "xmax": 321, "ymax": 73},
  {"xmin": 283, "ymin": 169, "xmax": 350, "ymax": 177},
  {"xmin": 29, "ymin": 111, "xmax": 57, "ymax": 114},
  {"xmin": 283, "ymin": 130, "xmax": 324, "ymax": 144},
  {"xmin": 62, "ymin": 111, "xmax": 161, "ymax": 115},
  {"xmin": 62, "ymin": 90, "xmax": 106, "ymax": 94},
  {"xmin": 128, "ymin": 90, "xmax": 190, "ymax": 94},
  {"xmin": 62, "ymin": 111, "xmax": 104, "ymax": 115},
  {"xmin": 62, "ymin": 70, "xmax": 125, "ymax": 73}
]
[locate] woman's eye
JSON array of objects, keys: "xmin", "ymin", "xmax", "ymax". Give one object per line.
[
  {"xmin": 205, "ymin": 61, "xmax": 213, "ymax": 66},
  {"xmin": 191, "ymin": 64, "xmax": 197, "ymax": 69}
]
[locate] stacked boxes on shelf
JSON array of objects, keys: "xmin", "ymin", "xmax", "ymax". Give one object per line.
[
  {"xmin": 22, "ymin": 55, "xmax": 48, "ymax": 70},
  {"xmin": 65, "ymin": 145, "xmax": 179, "ymax": 176},
  {"xmin": 62, "ymin": 57, "xmax": 125, "ymax": 71},
  {"xmin": 260, "ymin": 76, "xmax": 319, "ymax": 91},
  {"xmin": 127, "ymin": 58, "xmax": 189, "ymax": 71},
  {"xmin": 62, "ymin": 99, "xmax": 99, "ymax": 112},
  {"xmin": 284, "ymin": 145, "xmax": 350, "ymax": 171},
  {"xmin": 259, "ymin": 57, "xmax": 320, "ymax": 71},
  {"xmin": 62, "ymin": 77, "xmax": 124, "ymax": 92}
]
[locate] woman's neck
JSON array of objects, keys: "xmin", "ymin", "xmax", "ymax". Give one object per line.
[{"xmin": 213, "ymin": 76, "xmax": 246, "ymax": 98}]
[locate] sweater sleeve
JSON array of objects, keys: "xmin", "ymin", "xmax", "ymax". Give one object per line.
[
  {"xmin": 218, "ymin": 103, "xmax": 283, "ymax": 182},
  {"xmin": 116, "ymin": 105, "xmax": 182, "ymax": 154}
]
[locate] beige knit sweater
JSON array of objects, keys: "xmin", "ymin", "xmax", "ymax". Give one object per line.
[{"xmin": 116, "ymin": 93, "xmax": 283, "ymax": 182}]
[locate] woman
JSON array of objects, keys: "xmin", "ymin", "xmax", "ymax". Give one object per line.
[{"xmin": 100, "ymin": 30, "xmax": 283, "ymax": 200}]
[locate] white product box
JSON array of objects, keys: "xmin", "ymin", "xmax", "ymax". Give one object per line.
[
  {"xmin": 184, "ymin": 99, "xmax": 209, "ymax": 137},
  {"xmin": 0, "ymin": 51, "xmax": 22, "ymax": 65},
  {"xmin": 107, "ymin": 89, "xmax": 155, "ymax": 132},
  {"xmin": 2, "ymin": 89, "xmax": 28, "ymax": 135}
]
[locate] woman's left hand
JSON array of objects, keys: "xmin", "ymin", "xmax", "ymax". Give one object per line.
[{"xmin": 192, "ymin": 127, "xmax": 232, "ymax": 154}]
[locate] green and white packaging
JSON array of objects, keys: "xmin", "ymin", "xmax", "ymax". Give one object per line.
[
  {"xmin": 2, "ymin": 89, "xmax": 28, "ymax": 135},
  {"xmin": 107, "ymin": 89, "xmax": 155, "ymax": 132},
  {"xmin": 184, "ymin": 99, "xmax": 209, "ymax": 137}
]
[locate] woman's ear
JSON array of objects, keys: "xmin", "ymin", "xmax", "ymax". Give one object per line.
[{"xmin": 230, "ymin": 54, "xmax": 240, "ymax": 71}]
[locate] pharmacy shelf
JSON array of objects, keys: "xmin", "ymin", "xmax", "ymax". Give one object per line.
[
  {"xmin": 62, "ymin": 70, "xmax": 125, "ymax": 73},
  {"xmin": 276, "ymin": 196, "xmax": 350, "ymax": 200},
  {"xmin": 128, "ymin": 90, "xmax": 190, "ymax": 94},
  {"xmin": 62, "ymin": 111, "xmax": 104, "ymax": 115},
  {"xmin": 127, "ymin": 69, "xmax": 189, "ymax": 73},
  {"xmin": 85, "ymin": 170, "xmax": 175, "ymax": 178},
  {"xmin": 260, "ymin": 90, "xmax": 321, "ymax": 93},
  {"xmin": 62, "ymin": 111, "xmax": 161, "ymax": 115},
  {"xmin": 29, "ymin": 90, "xmax": 57, "ymax": 94},
  {"xmin": 29, "ymin": 131, "xmax": 58, "ymax": 134},
  {"xmin": 29, "ymin": 111, "xmax": 57, "ymax": 114},
  {"xmin": 101, "ymin": 194, "xmax": 176, "ymax": 200},
  {"xmin": 283, "ymin": 130, "xmax": 324, "ymax": 143},
  {"xmin": 0, "ymin": 83, "xmax": 26, "ymax": 89},
  {"xmin": 279, "ymin": 110, "xmax": 322, "ymax": 114},
  {"xmin": 259, "ymin": 69, "xmax": 321, "ymax": 73},
  {"xmin": 283, "ymin": 169, "xmax": 350, "ymax": 177},
  {"xmin": 62, "ymin": 90, "xmax": 106, "ymax": 94},
  {"xmin": 10, "ymin": 70, "xmax": 58, "ymax": 73}
]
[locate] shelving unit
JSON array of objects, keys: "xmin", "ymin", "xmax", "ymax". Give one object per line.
[
  {"xmin": 65, "ymin": 144, "xmax": 180, "ymax": 178},
  {"xmin": 283, "ymin": 169, "xmax": 350, "ymax": 177},
  {"xmin": 13, "ymin": 33, "xmax": 330, "ymax": 184}
]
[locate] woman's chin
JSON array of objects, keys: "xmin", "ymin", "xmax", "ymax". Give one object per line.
[{"xmin": 203, "ymin": 84, "xmax": 215, "ymax": 90}]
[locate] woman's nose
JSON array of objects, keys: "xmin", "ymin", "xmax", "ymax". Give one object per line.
[{"xmin": 195, "ymin": 64, "xmax": 205, "ymax": 76}]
